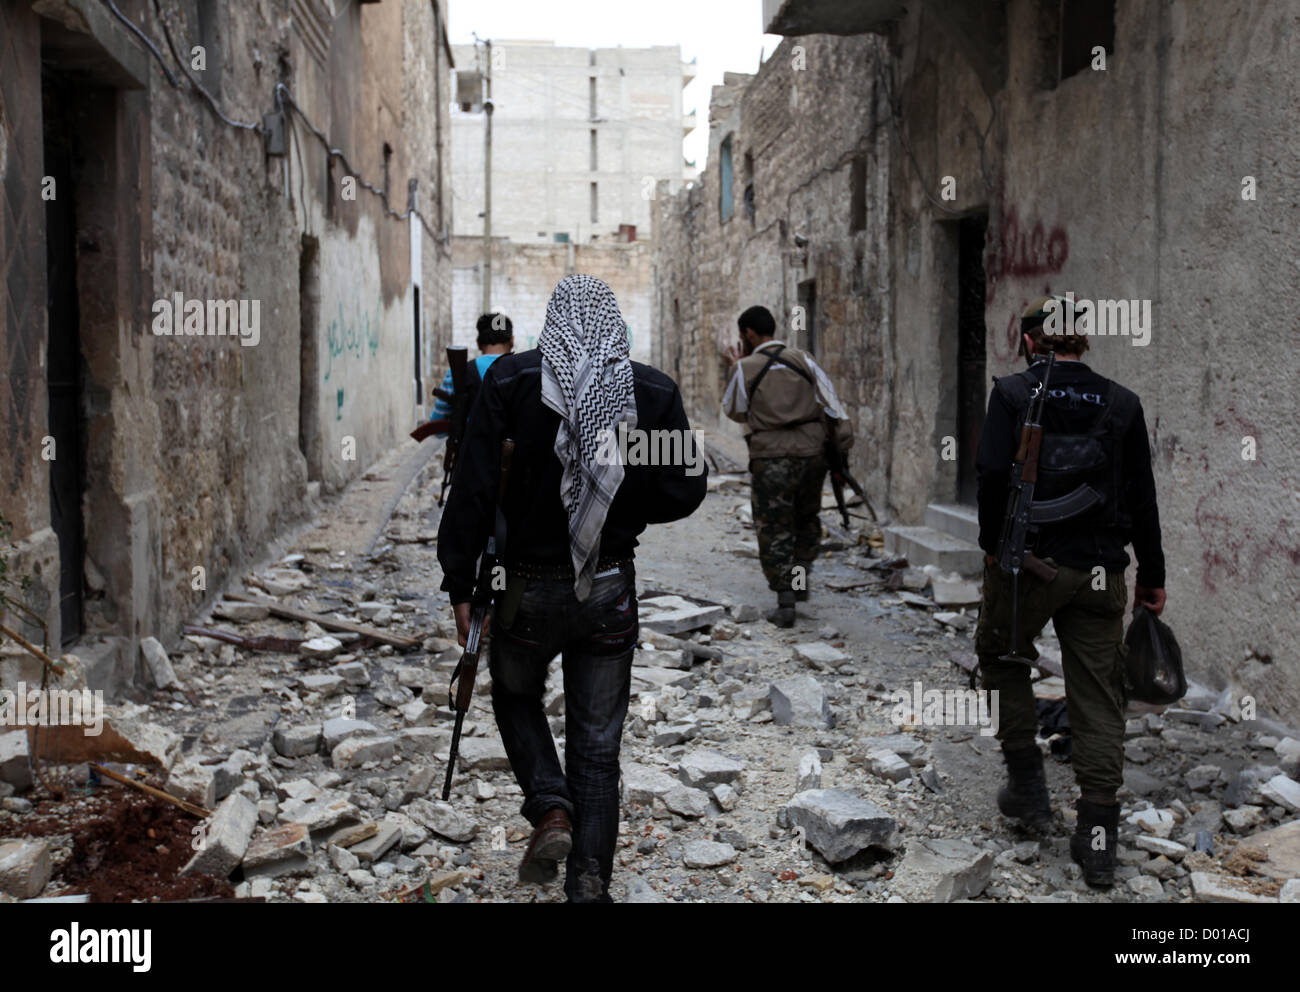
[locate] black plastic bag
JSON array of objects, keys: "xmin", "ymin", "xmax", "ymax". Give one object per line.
[{"xmin": 1123, "ymin": 606, "xmax": 1186, "ymax": 705}]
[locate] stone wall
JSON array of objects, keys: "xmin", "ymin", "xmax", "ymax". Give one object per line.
[
  {"xmin": 0, "ymin": 0, "xmax": 454, "ymax": 694},
  {"xmin": 452, "ymin": 236, "xmax": 653, "ymax": 363},
  {"xmin": 654, "ymin": 1, "xmax": 1300, "ymax": 714}
]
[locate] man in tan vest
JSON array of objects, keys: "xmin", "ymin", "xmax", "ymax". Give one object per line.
[{"xmin": 723, "ymin": 305, "xmax": 852, "ymax": 626}]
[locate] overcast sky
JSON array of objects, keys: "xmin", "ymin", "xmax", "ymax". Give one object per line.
[{"xmin": 448, "ymin": 0, "xmax": 782, "ymax": 171}]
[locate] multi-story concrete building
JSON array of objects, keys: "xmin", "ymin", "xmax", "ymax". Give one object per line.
[
  {"xmin": 655, "ymin": 0, "xmax": 1300, "ymax": 715},
  {"xmin": 0, "ymin": 0, "xmax": 454, "ymax": 695},
  {"xmin": 449, "ymin": 41, "xmax": 696, "ymax": 361},
  {"xmin": 451, "ymin": 40, "xmax": 695, "ymax": 245}
]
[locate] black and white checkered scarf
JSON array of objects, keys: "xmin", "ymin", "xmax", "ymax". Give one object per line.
[{"xmin": 539, "ymin": 274, "xmax": 637, "ymax": 600}]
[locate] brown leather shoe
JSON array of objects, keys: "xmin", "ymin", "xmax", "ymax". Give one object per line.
[{"xmin": 518, "ymin": 808, "xmax": 572, "ymax": 884}]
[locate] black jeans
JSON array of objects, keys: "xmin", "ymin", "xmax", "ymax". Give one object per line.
[{"xmin": 489, "ymin": 563, "xmax": 638, "ymax": 903}]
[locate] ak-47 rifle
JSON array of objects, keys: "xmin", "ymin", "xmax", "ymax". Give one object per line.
[
  {"xmin": 994, "ymin": 352, "xmax": 1061, "ymax": 663},
  {"xmin": 439, "ymin": 346, "xmax": 471, "ymax": 506},
  {"xmin": 410, "ymin": 348, "xmax": 471, "ymax": 493},
  {"xmin": 823, "ymin": 415, "xmax": 878, "ymax": 528},
  {"xmin": 442, "ymin": 438, "xmax": 514, "ymax": 801}
]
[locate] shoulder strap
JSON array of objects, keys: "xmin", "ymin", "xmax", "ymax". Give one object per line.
[
  {"xmin": 992, "ymin": 369, "xmax": 1037, "ymax": 411},
  {"xmin": 747, "ymin": 345, "xmax": 817, "ymax": 404}
]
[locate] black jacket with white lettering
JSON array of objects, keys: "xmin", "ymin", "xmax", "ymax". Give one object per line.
[
  {"xmin": 437, "ymin": 349, "xmax": 708, "ymax": 604},
  {"xmin": 976, "ymin": 359, "xmax": 1166, "ymax": 588}
]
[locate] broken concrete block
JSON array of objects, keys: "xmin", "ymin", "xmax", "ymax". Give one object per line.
[
  {"xmin": 350, "ymin": 821, "xmax": 402, "ymax": 863},
  {"xmin": 0, "ymin": 731, "xmax": 32, "ymax": 791},
  {"xmin": 0, "ymin": 839, "xmax": 51, "ymax": 899},
  {"xmin": 731, "ymin": 685, "xmax": 771, "ymax": 719},
  {"xmin": 891, "ymin": 837, "xmax": 993, "ymax": 902},
  {"xmin": 861, "ymin": 734, "xmax": 925, "ymax": 762},
  {"xmin": 797, "ymin": 751, "xmax": 823, "ymax": 792},
  {"xmin": 1223, "ymin": 805, "xmax": 1265, "ymax": 834},
  {"xmin": 333, "ymin": 661, "xmax": 370, "ymax": 686},
  {"xmin": 321, "ymin": 717, "xmax": 378, "ymax": 752},
  {"xmin": 395, "ymin": 726, "xmax": 452, "ymax": 755},
  {"xmin": 663, "ymin": 785, "xmax": 710, "ymax": 818},
  {"xmin": 1189, "ymin": 871, "xmax": 1276, "ymax": 904},
  {"xmin": 298, "ymin": 672, "xmax": 345, "ymax": 694},
  {"xmin": 279, "ymin": 793, "xmax": 362, "ymax": 834},
  {"xmin": 331, "ymin": 734, "xmax": 396, "ymax": 769},
  {"xmin": 653, "ymin": 722, "xmax": 698, "ymax": 747},
  {"xmin": 868, "ymin": 749, "xmax": 912, "ymax": 783},
  {"xmin": 164, "ymin": 760, "xmax": 218, "ymax": 809},
  {"xmin": 1134, "ymin": 835, "xmax": 1188, "ymax": 861},
  {"xmin": 682, "ymin": 840, "xmax": 735, "ymax": 868},
  {"xmin": 183, "ymin": 794, "xmax": 257, "ymax": 878},
  {"xmin": 273, "ymin": 723, "xmax": 322, "ymax": 758},
  {"xmin": 139, "ymin": 636, "xmax": 177, "ymax": 689},
  {"xmin": 242, "ymin": 823, "xmax": 312, "ymax": 878},
  {"xmin": 214, "ymin": 601, "xmax": 270, "ymax": 622},
  {"xmin": 769, "ymin": 676, "xmax": 832, "ymax": 729},
  {"xmin": 406, "ymin": 798, "xmax": 477, "ymax": 842},
  {"xmin": 621, "ymin": 762, "xmax": 679, "ymax": 805},
  {"xmin": 213, "ymin": 749, "xmax": 254, "ymax": 801},
  {"xmin": 793, "ymin": 642, "xmax": 849, "ymax": 670},
  {"xmin": 639, "ymin": 596, "xmax": 725, "ymax": 635},
  {"xmin": 1259, "ymin": 774, "xmax": 1300, "ymax": 813},
  {"xmin": 678, "ymin": 749, "xmax": 745, "ymax": 788},
  {"xmin": 258, "ymin": 568, "xmax": 313, "ymax": 595},
  {"xmin": 26, "ymin": 705, "xmax": 181, "ymax": 771},
  {"xmin": 712, "ymin": 783, "xmax": 738, "ymax": 811},
  {"xmin": 785, "ymin": 789, "xmax": 899, "ymax": 863},
  {"xmin": 1126, "ymin": 808, "xmax": 1175, "ymax": 838},
  {"xmin": 455, "ymin": 736, "xmax": 511, "ymax": 772}
]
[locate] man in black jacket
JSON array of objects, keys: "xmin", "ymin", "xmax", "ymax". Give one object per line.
[
  {"xmin": 975, "ymin": 295, "xmax": 1166, "ymax": 889},
  {"xmin": 437, "ymin": 274, "xmax": 707, "ymax": 902}
]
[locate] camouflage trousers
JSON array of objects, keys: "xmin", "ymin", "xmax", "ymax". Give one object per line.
[{"xmin": 750, "ymin": 454, "xmax": 826, "ymax": 592}]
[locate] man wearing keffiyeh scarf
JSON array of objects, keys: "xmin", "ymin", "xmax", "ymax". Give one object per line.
[
  {"xmin": 539, "ymin": 274, "xmax": 638, "ymax": 601},
  {"xmin": 437, "ymin": 274, "xmax": 707, "ymax": 902}
]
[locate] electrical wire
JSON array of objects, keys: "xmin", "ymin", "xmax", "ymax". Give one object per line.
[
  {"xmin": 106, "ymin": 0, "xmax": 450, "ymax": 249},
  {"xmin": 150, "ymin": 0, "xmax": 261, "ymax": 131}
]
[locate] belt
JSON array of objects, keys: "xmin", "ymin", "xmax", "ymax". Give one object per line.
[{"xmin": 507, "ymin": 556, "xmax": 634, "ymax": 580}]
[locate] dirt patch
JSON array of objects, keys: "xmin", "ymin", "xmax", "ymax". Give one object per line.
[
  {"xmin": 59, "ymin": 793, "xmax": 235, "ymax": 902},
  {"xmin": 1, "ymin": 784, "xmax": 234, "ymax": 902}
]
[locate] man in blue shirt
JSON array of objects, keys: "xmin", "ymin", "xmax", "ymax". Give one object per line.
[{"xmin": 431, "ymin": 313, "xmax": 514, "ymax": 432}]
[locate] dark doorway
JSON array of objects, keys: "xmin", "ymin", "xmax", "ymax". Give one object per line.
[
  {"xmin": 299, "ymin": 236, "xmax": 322, "ymax": 480},
  {"xmin": 412, "ymin": 285, "xmax": 422, "ymax": 406},
  {"xmin": 42, "ymin": 78, "xmax": 85, "ymax": 644},
  {"xmin": 797, "ymin": 279, "xmax": 817, "ymax": 356},
  {"xmin": 956, "ymin": 213, "xmax": 988, "ymax": 504}
]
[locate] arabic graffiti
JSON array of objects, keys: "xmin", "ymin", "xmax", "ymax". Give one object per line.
[{"xmin": 323, "ymin": 300, "xmax": 381, "ymax": 384}]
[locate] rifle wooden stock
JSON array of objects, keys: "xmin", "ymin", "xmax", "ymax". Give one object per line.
[{"xmin": 410, "ymin": 419, "xmax": 450, "ymax": 442}]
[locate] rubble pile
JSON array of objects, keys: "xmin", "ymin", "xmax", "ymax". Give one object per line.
[{"xmin": 1, "ymin": 468, "xmax": 1296, "ymax": 905}]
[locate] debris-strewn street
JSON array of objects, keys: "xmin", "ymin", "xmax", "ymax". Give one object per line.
[{"xmin": 4, "ymin": 436, "xmax": 1295, "ymax": 905}]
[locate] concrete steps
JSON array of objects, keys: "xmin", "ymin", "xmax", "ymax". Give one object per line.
[
  {"xmin": 924, "ymin": 503, "xmax": 980, "ymax": 545},
  {"xmin": 884, "ymin": 503, "xmax": 983, "ymax": 576}
]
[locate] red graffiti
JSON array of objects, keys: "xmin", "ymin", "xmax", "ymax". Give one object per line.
[{"xmin": 985, "ymin": 207, "xmax": 1069, "ymax": 304}]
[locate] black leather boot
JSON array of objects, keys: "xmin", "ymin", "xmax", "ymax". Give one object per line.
[
  {"xmin": 997, "ymin": 741, "xmax": 1053, "ymax": 832},
  {"xmin": 1070, "ymin": 797, "xmax": 1119, "ymax": 888},
  {"xmin": 767, "ymin": 590, "xmax": 796, "ymax": 628}
]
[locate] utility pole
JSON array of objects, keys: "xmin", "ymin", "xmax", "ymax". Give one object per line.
[{"xmin": 482, "ymin": 39, "xmax": 493, "ymax": 314}]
